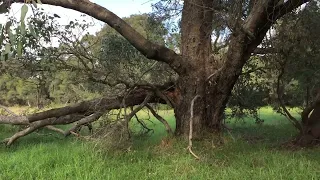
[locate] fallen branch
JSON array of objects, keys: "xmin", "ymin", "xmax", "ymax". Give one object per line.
[
  {"xmin": 64, "ymin": 112, "xmax": 105, "ymax": 136},
  {"xmin": 0, "ymin": 88, "xmax": 159, "ymax": 125},
  {"xmin": 187, "ymin": 95, "xmax": 200, "ymax": 160},
  {"xmin": 0, "ymin": 85, "xmax": 177, "ymax": 145}
]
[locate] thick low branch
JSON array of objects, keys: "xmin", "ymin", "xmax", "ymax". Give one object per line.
[
  {"xmin": 0, "ymin": 85, "xmax": 177, "ymax": 145},
  {"xmin": 0, "ymin": 88, "xmax": 158, "ymax": 124},
  {"xmin": 0, "ymin": 116, "xmax": 29, "ymax": 125},
  {"xmin": 12, "ymin": 0, "xmax": 184, "ymax": 73},
  {"xmin": 154, "ymin": 89, "xmax": 175, "ymax": 108}
]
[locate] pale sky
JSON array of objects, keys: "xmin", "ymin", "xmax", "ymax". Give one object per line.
[
  {"xmin": 0, "ymin": 0, "xmax": 155, "ymax": 47},
  {"xmin": 0, "ymin": 0, "xmax": 154, "ymax": 34}
]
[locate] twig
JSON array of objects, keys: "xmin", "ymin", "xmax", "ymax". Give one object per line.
[
  {"xmin": 187, "ymin": 95, "xmax": 200, "ymax": 160},
  {"xmin": 131, "ymin": 106, "xmax": 153, "ymax": 134}
]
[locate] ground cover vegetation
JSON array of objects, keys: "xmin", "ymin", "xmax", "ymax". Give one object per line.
[
  {"xmin": 0, "ymin": 109, "xmax": 319, "ymax": 179},
  {"xmin": 0, "ymin": 0, "xmax": 319, "ymax": 178}
]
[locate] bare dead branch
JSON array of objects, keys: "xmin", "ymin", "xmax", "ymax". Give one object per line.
[
  {"xmin": 46, "ymin": 125, "xmax": 65, "ymax": 134},
  {"xmin": 301, "ymin": 91, "xmax": 320, "ymax": 125},
  {"xmin": 206, "ymin": 68, "xmax": 223, "ymax": 82},
  {"xmin": 145, "ymin": 104, "xmax": 173, "ymax": 135},
  {"xmin": 123, "ymin": 92, "xmax": 153, "ymax": 137}
]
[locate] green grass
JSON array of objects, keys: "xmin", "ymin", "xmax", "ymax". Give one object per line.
[{"xmin": 0, "ymin": 108, "xmax": 320, "ymax": 180}]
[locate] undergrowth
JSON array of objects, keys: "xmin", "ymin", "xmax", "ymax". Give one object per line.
[{"xmin": 0, "ymin": 108, "xmax": 319, "ymax": 179}]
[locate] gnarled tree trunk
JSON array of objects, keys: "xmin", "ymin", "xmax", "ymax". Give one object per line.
[{"xmin": 174, "ymin": 0, "xmax": 252, "ymax": 138}]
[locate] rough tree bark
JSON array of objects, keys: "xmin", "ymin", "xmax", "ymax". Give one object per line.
[
  {"xmin": 1, "ymin": 0, "xmax": 310, "ymax": 142},
  {"xmin": 298, "ymin": 90, "xmax": 320, "ymax": 146},
  {"xmin": 174, "ymin": 0, "xmax": 310, "ymax": 138}
]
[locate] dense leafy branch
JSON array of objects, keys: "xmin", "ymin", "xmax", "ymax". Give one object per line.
[{"xmin": 10, "ymin": 0, "xmax": 185, "ymax": 73}]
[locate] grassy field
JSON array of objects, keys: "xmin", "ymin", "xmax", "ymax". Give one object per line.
[{"xmin": 0, "ymin": 107, "xmax": 319, "ymax": 180}]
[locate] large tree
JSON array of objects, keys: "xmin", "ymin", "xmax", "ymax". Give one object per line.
[{"xmin": 0, "ymin": 0, "xmax": 311, "ymax": 145}]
